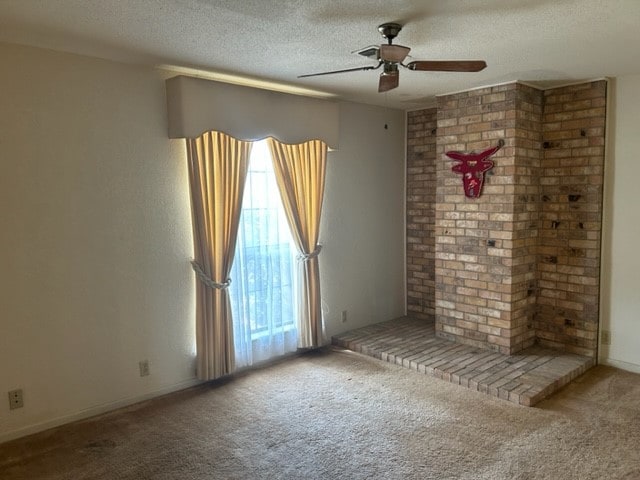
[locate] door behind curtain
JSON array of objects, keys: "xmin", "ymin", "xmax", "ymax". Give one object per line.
[{"xmin": 229, "ymin": 140, "xmax": 298, "ymax": 368}]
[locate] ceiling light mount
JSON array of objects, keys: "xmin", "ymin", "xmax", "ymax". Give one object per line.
[{"xmin": 378, "ymin": 23, "xmax": 403, "ymax": 44}]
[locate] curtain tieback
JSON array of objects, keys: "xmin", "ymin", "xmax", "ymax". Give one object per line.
[
  {"xmin": 297, "ymin": 245, "xmax": 322, "ymax": 262},
  {"xmin": 190, "ymin": 260, "xmax": 231, "ymax": 290}
]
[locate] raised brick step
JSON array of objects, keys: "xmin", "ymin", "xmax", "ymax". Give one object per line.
[{"xmin": 332, "ymin": 316, "xmax": 594, "ymax": 406}]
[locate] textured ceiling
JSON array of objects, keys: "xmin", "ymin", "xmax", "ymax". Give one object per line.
[{"xmin": 1, "ymin": 0, "xmax": 640, "ymax": 110}]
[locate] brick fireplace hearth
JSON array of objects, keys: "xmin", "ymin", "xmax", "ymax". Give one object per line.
[{"xmin": 407, "ymin": 80, "xmax": 606, "ymax": 358}]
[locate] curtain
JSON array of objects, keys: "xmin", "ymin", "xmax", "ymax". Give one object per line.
[
  {"xmin": 229, "ymin": 141, "xmax": 298, "ymax": 367},
  {"xmin": 267, "ymin": 138, "xmax": 328, "ymax": 348},
  {"xmin": 186, "ymin": 131, "xmax": 252, "ymax": 380}
]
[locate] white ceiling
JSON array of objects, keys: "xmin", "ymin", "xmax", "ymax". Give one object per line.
[{"xmin": 1, "ymin": 0, "xmax": 640, "ymax": 110}]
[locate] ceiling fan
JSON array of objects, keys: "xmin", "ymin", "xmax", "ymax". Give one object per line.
[{"xmin": 298, "ymin": 23, "xmax": 487, "ymax": 93}]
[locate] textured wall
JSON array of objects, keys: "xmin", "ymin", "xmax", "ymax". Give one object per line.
[
  {"xmin": 0, "ymin": 43, "xmax": 407, "ymax": 442},
  {"xmin": 0, "ymin": 43, "xmax": 197, "ymax": 441},
  {"xmin": 321, "ymin": 102, "xmax": 406, "ymax": 339},
  {"xmin": 602, "ymin": 74, "xmax": 640, "ymax": 372}
]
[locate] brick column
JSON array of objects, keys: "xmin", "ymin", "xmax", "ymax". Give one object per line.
[
  {"xmin": 434, "ymin": 83, "xmax": 543, "ymax": 354},
  {"xmin": 406, "ymin": 108, "xmax": 437, "ymax": 320},
  {"xmin": 508, "ymin": 84, "xmax": 543, "ymax": 352}
]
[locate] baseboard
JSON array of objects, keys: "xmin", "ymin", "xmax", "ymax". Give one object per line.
[
  {"xmin": 0, "ymin": 378, "xmax": 204, "ymax": 445},
  {"xmin": 599, "ymin": 357, "xmax": 640, "ymax": 374}
]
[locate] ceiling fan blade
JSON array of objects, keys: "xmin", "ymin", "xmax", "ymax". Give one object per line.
[
  {"xmin": 406, "ymin": 60, "xmax": 487, "ymax": 72},
  {"xmin": 378, "ymin": 71, "xmax": 399, "ymax": 93},
  {"xmin": 298, "ymin": 64, "xmax": 380, "ymax": 78},
  {"xmin": 379, "ymin": 44, "xmax": 410, "ymax": 63}
]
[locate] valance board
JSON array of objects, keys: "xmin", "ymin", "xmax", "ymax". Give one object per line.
[{"xmin": 166, "ymin": 75, "xmax": 339, "ymax": 149}]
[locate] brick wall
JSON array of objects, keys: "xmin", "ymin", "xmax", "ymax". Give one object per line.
[
  {"xmin": 434, "ymin": 83, "xmax": 529, "ymax": 355},
  {"xmin": 536, "ymin": 81, "xmax": 607, "ymax": 357},
  {"xmin": 406, "ymin": 108, "xmax": 437, "ymax": 320},
  {"xmin": 509, "ymin": 84, "xmax": 543, "ymax": 352},
  {"xmin": 406, "ymin": 80, "xmax": 606, "ymax": 358}
]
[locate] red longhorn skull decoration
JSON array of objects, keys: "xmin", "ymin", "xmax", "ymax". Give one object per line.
[{"xmin": 446, "ymin": 140, "xmax": 504, "ymax": 198}]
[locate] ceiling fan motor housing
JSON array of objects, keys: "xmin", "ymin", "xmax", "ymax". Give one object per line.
[{"xmin": 383, "ymin": 63, "xmax": 399, "ymax": 74}]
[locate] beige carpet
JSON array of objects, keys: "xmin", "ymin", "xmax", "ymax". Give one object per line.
[{"xmin": 1, "ymin": 347, "xmax": 639, "ymax": 480}]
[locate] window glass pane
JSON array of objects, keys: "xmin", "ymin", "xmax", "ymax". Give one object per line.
[{"xmin": 230, "ymin": 140, "xmax": 298, "ymax": 367}]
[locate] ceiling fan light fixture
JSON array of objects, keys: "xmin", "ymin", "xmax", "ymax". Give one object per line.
[{"xmin": 379, "ymin": 44, "xmax": 410, "ymax": 63}]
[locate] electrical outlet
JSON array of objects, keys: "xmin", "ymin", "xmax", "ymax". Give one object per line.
[
  {"xmin": 139, "ymin": 360, "xmax": 150, "ymax": 377},
  {"xmin": 601, "ymin": 330, "xmax": 611, "ymax": 346},
  {"xmin": 8, "ymin": 389, "xmax": 24, "ymax": 410},
  {"xmin": 341, "ymin": 310, "xmax": 348, "ymax": 323}
]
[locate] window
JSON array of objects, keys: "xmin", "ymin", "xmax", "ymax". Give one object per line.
[{"xmin": 229, "ymin": 140, "xmax": 298, "ymax": 367}]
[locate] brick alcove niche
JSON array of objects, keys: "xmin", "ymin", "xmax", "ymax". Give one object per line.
[{"xmin": 407, "ymin": 80, "xmax": 606, "ymax": 358}]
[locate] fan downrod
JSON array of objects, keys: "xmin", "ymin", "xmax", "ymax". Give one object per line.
[{"xmin": 378, "ymin": 22, "xmax": 403, "ymax": 44}]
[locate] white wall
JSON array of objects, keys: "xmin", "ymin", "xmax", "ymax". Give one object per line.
[
  {"xmin": 0, "ymin": 43, "xmax": 406, "ymax": 442},
  {"xmin": 0, "ymin": 43, "xmax": 197, "ymax": 441},
  {"xmin": 321, "ymin": 103, "xmax": 406, "ymax": 338},
  {"xmin": 600, "ymin": 75, "xmax": 640, "ymax": 373}
]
